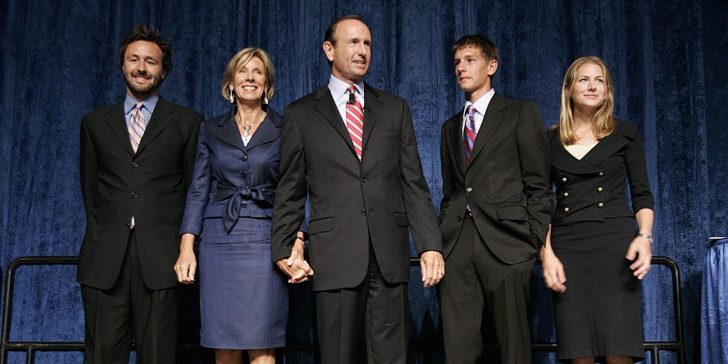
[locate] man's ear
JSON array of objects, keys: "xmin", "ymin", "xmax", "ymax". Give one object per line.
[
  {"xmin": 322, "ymin": 41, "xmax": 335, "ymax": 62},
  {"xmin": 487, "ymin": 59, "xmax": 498, "ymax": 77}
]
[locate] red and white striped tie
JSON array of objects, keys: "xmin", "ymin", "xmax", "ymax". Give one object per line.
[{"xmin": 346, "ymin": 85, "xmax": 364, "ymax": 161}]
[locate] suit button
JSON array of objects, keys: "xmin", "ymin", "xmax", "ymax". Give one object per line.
[
  {"xmin": 457, "ymin": 216, "xmax": 462, "ymax": 221},
  {"xmin": 360, "ymin": 177, "xmax": 367, "ymax": 183},
  {"xmin": 241, "ymin": 170, "xmax": 248, "ymax": 176},
  {"xmin": 564, "ymin": 207, "xmax": 570, "ymax": 213},
  {"xmin": 563, "ymin": 192, "xmax": 569, "ymax": 197},
  {"xmin": 466, "ymin": 187, "xmax": 472, "ymax": 192},
  {"xmin": 598, "ymin": 171, "xmax": 604, "ymax": 176},
  {"xmin": 242, "ymin": 202, "xmax": 247, "ymax": 208},
  {"xmin": 131, "ymin": 192, "xmax": 138, "ymax": 198},
  {"xmin": 361, "ymin": 210, "xmax": 366, "ymax": 216},
  {"xmin": 132, "ymin": 162, "xmax": 139, "ymax": 168},
  {"xmin": 241, "ymin": 155, "xmax": 248, "ymax": 161},
  {"xmin": 597, "ymin": 187, "xmax": 603, "ymax": 192},
  {"xmin": 561, "ymin": 177, "xmax": 568, "ymax": 182},
  {"xmin": 597, "ymin": 202, "xmax": 604, "ymax": 208}
]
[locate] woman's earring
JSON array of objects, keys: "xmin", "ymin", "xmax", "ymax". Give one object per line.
[
  {"xmin": 229, "ymin": 89, "xmax": 235, "ymax": 104},
  {"xmin": 263, "ymin": 90, "xmax": 269, "ymax": 106}
]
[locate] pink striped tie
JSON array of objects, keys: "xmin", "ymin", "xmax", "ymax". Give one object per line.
[
  {"xmin": 463, "ymin": 105, "xmax": 477, "ymax": 163},
  {"xmin": 346, "ymin": 85, "xmax": 364, "ymax": 161},
  {"xmin": 128, "ymin": 103, "xmax": 145, "ymax": 153}
]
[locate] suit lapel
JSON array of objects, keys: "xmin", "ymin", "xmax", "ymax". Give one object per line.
[
  {"xmin": 215, "ymin": 111, "xmax": 246, "ymax": 152},
  {"xmin": 551, "ymin": 123, "xmax": 633, "ymax": 173},
  {"xmin": 245, "ymin": 112, "xmax": 280, "ymax": 151},
  {"xmin": 467, "ymin": 94, "xmax": 506, "ymax": 170},
  {"xmin": 581, "ymin": 127, "xmax": 631, "ymax": 166},
  {"xmin": 550, "ymin": 138, "xmax": 601, "ymax": 174},
  {"xmin": 104, "ymin": 103, "xmax": 135, "ymax": 157},
  {"xmin": 136, "ymin": 98, "xmax": 175, "ymax": 155},
  {"xmin": 361, "ymin": 84, "xmax": 382, "ymax": 152},
  {"xmin": 313, "ymin": 86, "xmax": 357, "ymax": 156},
  {"xmin": 444, "ymin": 113, "xmax": 466, "ymax": 175}
]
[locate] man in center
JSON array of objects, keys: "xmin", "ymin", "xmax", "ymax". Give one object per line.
[
  {"xmin": 438, "ymin": 35, "xmax": 554, "ymax": 363},
  {"xmin": 271, "ymin": 15, "xmax": 444, "ymax": 363}
]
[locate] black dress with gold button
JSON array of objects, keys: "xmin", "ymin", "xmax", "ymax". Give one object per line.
[{"xmin": 548, "ymin": 120, "xmax": 654, "ymax": 360}]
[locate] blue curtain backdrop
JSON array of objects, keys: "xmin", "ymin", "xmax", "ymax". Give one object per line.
[{"xmin": 1, "ymin": 0, "xmax": 726, "ymax": 363}]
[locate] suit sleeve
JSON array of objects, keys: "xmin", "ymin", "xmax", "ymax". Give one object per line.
[
  {"xmin": 179, "ymin": 123, "xmax": 210, "ymax": 236},
  {"xmin": 183, "ymin": 113, "xmax": 203, "ymax": 191},
  {"xmin": 624, "ymin": 128, "xmax": 654, "ymax": 212},
  {"xmin": 439, "ymin": 122, "xmax": 454, "ymax": 222},
  {"xmin": 271, "ymin": 108, "xmax": 309, "ymax": 262},
  {"xmin": 515, "ymin": 102, "xmax": 555, "ymax": 245},
  {"xmin": 398, "ymin": 101, "xmax": 443, "ymax": 254},
  {"xmin": 79, "ymin": 115, "xmax": 98, "ymax": 225}
]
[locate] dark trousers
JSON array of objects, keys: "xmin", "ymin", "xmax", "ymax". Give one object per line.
[
  {"xmin": 439, "ymin": 217, "xmax": 535, "ymax": 364},
  {"xmin": 315, "ymin": 249, "xmax": 408, "ymax": 364},
  {"xmin": 81, "ymin": 230, "xmax": 179, "ymax": 364}
]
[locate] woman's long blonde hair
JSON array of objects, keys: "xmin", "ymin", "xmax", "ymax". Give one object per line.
[{"xmin": 558, "ymin": 56, "xmax": 615, "ymax": 145}]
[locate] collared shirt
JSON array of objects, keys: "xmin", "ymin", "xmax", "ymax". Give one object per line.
[
  {"xmin": 462, "ymin": 88, "xmax": 495, "ymax": 137},
  {"xmin": 124, "ymin": 94, "xmax": 159, "ymax": 130},
  {"xmin": 328, "ymin": 74, "xmax": 365, "ymax": 125}
]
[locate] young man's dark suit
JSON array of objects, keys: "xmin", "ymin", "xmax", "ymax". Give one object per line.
[
  {"xmin": 438, "ymin": 93, "xmax": 554, "ymax": 363},
  {"xmin": 271, "ymin": 84, "xmax": 442, "ymax": 363},
  {"xmin": 78, "ymin": 97, "xmax": 202, "ymax": 363}
]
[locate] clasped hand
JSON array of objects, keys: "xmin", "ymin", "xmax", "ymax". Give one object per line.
[{"xmin": 275, "ymin": 238, "xmax": 314, "ymax": 283}]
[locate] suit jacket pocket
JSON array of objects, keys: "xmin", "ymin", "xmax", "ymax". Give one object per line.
[
  {"xmin": 394, "ymin": 213, "xmax": 409, "ymax": 227},
  {"xmin": 495, "ymin": 205, "xmax": 528, "ymax": 222},
  {"xmin": 309, "ymin": 217, "xmax": 335, "ymax": 235}
]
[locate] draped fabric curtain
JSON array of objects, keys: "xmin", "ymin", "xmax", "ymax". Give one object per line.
[{"xmin": 1, "ymin": 0, "xmax": 725, "ymax": 362}]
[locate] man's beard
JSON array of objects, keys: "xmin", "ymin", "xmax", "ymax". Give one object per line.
[{"xmin": 124, "ymin": 71, "xmax": 162, "ymax": 98}]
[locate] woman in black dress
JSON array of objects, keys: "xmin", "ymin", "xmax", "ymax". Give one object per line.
[{"xmin": 540, "ymin": 56, "xmax": 654, "ymax": 363}]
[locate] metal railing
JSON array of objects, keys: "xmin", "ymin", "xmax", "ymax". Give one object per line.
[{"xmin": 1, "ymin": 256, "xmax": 685, "ymax": 363}]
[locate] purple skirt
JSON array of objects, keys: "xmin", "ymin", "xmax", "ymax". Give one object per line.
[{"xmin": 198, "ymin": 217, "xmax": 288, "ymax": 349}]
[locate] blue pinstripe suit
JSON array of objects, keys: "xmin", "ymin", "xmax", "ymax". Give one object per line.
[{"xmin": 180, "ymin": 109, "xmax": 288, "ymax": 349}]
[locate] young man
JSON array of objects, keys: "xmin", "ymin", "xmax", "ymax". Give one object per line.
[{"xmin": 438, "ymin": 35, "xmax": 554, "ymax": 364}]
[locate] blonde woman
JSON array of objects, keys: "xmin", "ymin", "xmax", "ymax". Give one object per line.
[
  {"xmin": 174, "ymin": 48, "xmax": 308, "ymax": 364},
  {"xmin": 540, "ymin": 56, "xmax": 654, "ymax": 363}
]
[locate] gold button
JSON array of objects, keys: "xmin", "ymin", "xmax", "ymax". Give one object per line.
[
  {"xmin": 598, "ymin": 171, "xmax": 604, "ymax": 176},
  {"xmin": 561, "ymin": 177, "xmax": 568, "ymax": 182},
  {"xmin": 563, "ymin": 192, "xmax": 569, "ymax": 197},
  {"xmin": 564, "ymin": 207, "xmax": 570, "ymax": 213},
  {"xmin": 597, "ymin": 202, "xmax": 604, "ymax": 208},
  {"xmin": 597, "ymin": 187, "xmax": 603, "ymax": 192}
]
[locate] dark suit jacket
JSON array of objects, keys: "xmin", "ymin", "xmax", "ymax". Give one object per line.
[
  {"xmin": 179, "ymin": 110, "xmax": 284, "ymax": 235},
  {"xmin": 271, "ymin": 84, "xmax": 442, "ymax": 291},
  {"xmin": 78, "ymin": 97, "xmax": 202, "ymax": 290},
  {"xmin": 439, "ymin": 94, "xmax": 554, "ymax": 264},
  {"xmin": 549, "ymin": 120, "xmax": 654, "ymax": 226}
]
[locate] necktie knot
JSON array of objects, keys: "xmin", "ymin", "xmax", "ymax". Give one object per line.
[
  {"xmin": 348, "ymin": 85, "xmax": 357, "ymax": 104},
  {"xmin": 467, "ymin": 105, "xmax": 478, "ymax": 118}
]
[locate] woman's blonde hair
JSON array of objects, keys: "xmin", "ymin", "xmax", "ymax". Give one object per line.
[
  {"xmin": 558, "ymin": 56, "xmax": 615, "ymax": 145},
  {"xmin": 220, "ymin": 47, "xmax": 276, "ymax": 103}
]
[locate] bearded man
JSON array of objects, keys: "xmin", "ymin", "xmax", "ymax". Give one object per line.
[{"xmin": 77, "ymin": 24, "xmax": 202, "ymax": 364}]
